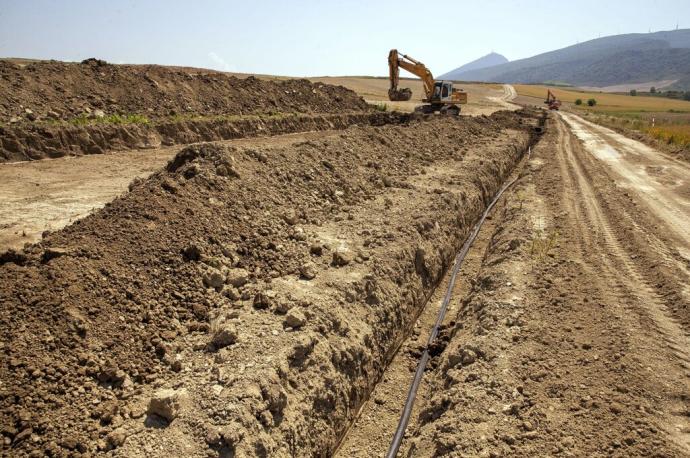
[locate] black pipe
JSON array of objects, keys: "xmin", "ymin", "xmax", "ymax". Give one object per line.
[{"xmin": 385, "ymin": 146, "xmax": 532, "ymax": 458}]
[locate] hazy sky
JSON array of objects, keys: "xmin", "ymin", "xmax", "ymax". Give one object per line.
[{"xmin": 1, "ymin": 0, "xmax": 688, "ymax": 76}]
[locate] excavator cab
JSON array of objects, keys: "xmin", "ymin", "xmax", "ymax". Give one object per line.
[
  {"xmin": 429, "ymin": 81, "xmax": 468, "ymax": 105},
  {"xmin": 430, "ymin": 81, "xmax": 454, "ymax": 102}
]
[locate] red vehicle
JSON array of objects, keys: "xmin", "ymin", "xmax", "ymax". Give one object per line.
[{"xmin": 545, "ymin": 90, "xmax": 562, "ymax": 110}]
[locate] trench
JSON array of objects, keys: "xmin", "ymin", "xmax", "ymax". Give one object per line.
[
  {"xmin": 333, "ymin": 117, "xmax": 546, "ymax": 457},
  {"xmin": 0, "ymin": 110, "xmax": 546, "ymax": 457},
  {"xmin": 0, "ymin": 111, "xmax": 410, "ymax": 163}
]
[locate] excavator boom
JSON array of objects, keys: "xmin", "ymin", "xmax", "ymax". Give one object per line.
[{"xmin": 388, "ymin": 49, "xmax": 435, "ymax": 101}]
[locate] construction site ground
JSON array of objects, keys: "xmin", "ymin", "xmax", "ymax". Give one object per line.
[{"xmin": 0, "ymin": 62, "xmax": 688, "ymax": 458}]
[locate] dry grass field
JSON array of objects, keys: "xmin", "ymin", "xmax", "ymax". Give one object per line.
[
  {"xmin": 514, "ymin": 83, "xmax": 690, "ymax": 150},
  {"xmin": 646, "ymin": 124, "xmax": 690, "ymax": 146},
  {"xmin": 514, "ymin": 84, "xmax": 690, "ymax": 113}
]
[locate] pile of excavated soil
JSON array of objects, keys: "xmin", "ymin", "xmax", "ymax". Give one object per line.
[
  {"xmin": 0, "ymin": 59, "xmax": 368, "ymax": 123},
  {"xmin": 0, "ymin": 110, "xmax": 541, "ymax": 457},
  {"xmin": 0, "ymin": 59, "xmax": 376, "ymax": 163}
]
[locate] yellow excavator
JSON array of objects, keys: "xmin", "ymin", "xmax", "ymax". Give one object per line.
[{"xmin": 388, "ymin": 49, "xmax": 467, "ymax": 115}]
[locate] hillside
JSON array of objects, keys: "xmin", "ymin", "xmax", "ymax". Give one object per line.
[
  {"xmin": 438, "ymin": 52, "xmax": 508, "ymax": 80},
  {"xmin": 446, "ymin": 29, "xmax": 690, "ymax": 90}
]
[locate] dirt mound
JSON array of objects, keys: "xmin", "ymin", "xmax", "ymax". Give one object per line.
[
  {"xmin": 0, "ymin": 59, "xmax": 368, "ymax": 124},
  {"xmin": 0, "ymin": 110, "xmax": 540, "ymax": 456},
  {"xmin": 0, "ymin": 112, "xmax": 407, "ymax": 162}
]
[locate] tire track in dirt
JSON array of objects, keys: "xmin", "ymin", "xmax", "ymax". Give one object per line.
[
  {"xmin": 560, "ymin": 112, "xmax": 690, "ymax": 258},
  {"xmin": 553, "ymin": 115, "xmax": 690, "ymax": 451},
  {"xmin": 405, "ymin": 113, "xmax": 689, "ymax": 456},
  {"xmin": 487, "ymin": 84, "xmax": 520, "ymax": 111}
]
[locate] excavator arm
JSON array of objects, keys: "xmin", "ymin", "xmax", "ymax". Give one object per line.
[
  {"xmin": 388, "ymin": 49, "xmax": 435, "ymax": 102},
  {"xmin": 545, "ymin": 90, "xmax": 556, "ymax": 103}
]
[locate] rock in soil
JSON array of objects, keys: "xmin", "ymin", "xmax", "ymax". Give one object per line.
[
  {"xmin": 332, "ymin": 248, "xmax": 353, "ymax": 267},
  {"xmin": 284, "ymin": 307, "xmax": 307, "ymax": 328},
  {"xmin": 211, "ymin": 324, "xmax": 238, "ymax": 349},
  {"xmin": 225, "ymin": 267, "xmax": 249, "ymax": 287},
  {"xmin": 299, "ymin": 262, "xmax": 317, "ymax": 280},
  {"xmin": 147, "ymin": 388, "xmax": 189, "ymax": 423}
]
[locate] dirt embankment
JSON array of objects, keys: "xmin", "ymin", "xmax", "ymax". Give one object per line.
[
  {"xmin": 0, "ymin": 59, "xmax": 375, "ymax": 162},
  {"xmin": 0, "ymin": 59, "xmax": 367, "ymax": 123},
  {"xmin": 405, "ymin": 115, "xmax": 690, "ymax": 457},
  {"xmin": 0, "ymin": 112, "xmax": 406, "ymax": 162},
  {"xmin": 0, "ymin": 110, "xmax": 541, "ymax": 457}
]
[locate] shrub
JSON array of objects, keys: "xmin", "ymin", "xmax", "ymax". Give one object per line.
[
  {"xmin": 587, "ymin": 98, "xmax": 597, "ymax": 107},
  {"xmin": 575, "ymin": 98, "xmax": 583, "ymax": 105},
  {"xmin": 373, "ymin": 103, "xmax": 388, "ymax": 112},
  {"xmin": 650, "ymin": 86, "xmax": 656, "ymax": 94},
  {"xmin": 629, "ymin": 89, "xmax": 637, "ymax": 96},
  {"xmin": 645, "ymin": 125, "xmax": 690, "ymax": 147},
  {"xmin": 530, "ymin": 228, "xmax": 560, "ymax": 263}
]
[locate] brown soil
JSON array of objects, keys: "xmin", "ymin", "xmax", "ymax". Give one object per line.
[
  {"xmin": 403, "ymin": 114, "xmax": 690, "ymax": 457},
  {"xmin": 334, "ymin": 156, "xmax": 517, "ymax": 458},
  {"xmin": 0, "ymin": 60, "xmax": 395, "ymax": 162},
  {"xmin": 0, "ymin": 110, "xmax": 541, "ymax": 457},
  {"xmin": 0, "ymin": 129, "xmax": 370, "ymax": 252},
  {"xmin": 0, "ymin": 60, "xmax": 520, "ymax": 163},
  {"xmin": 0, "ymin": 59, "xmax": 367, "ymax": 124},
  {"xmin": 5, "ymin": 59, "xmax": 686, "ymax": 458},
  {"xmin": 0, "ymin": 59, "xmax": 376, "ymax": 163},
  {"xmin": 0, "ymin": 111, "xmax": 405, "ymax": 163}
]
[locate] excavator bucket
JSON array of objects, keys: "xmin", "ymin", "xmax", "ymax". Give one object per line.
[{"xmin": 388, "ymin": 88, "xmax": 412, "ymax": 101}]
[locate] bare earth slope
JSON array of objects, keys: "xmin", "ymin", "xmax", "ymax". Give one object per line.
[
  {"xmin": 0, "ymin": 59, "xmax": 376, "ymax": 163},
  {"xmin": 0, "ymin": 110, "xmax": 540, "ymax": 457},
  {"xmin": 0, "ymin": 59, "xmax": 367, "ymax": 123}
]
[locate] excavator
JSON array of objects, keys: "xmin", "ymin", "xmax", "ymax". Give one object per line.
[
  {"xmin": 388, "ymin": 49, "xmax": 467, "ymax": 115},
  {"xmin": 545, "ymin": 90, "xmax": 561, "ymax": 110}
]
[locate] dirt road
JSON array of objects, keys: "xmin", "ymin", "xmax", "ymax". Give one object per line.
[
  {"xmin": 560, "ymin": 112, "xmax": 690, "ymax": 251},
  {"xmin": 548, "ymin": 114, "xmax": 690, "ymax": 451},
  {"xmin": 487, "ymin": 84, "xmax": 519, "ymax": 110},
  {"xmin": 404, "ymin": 113, "xmax": 690, "ymax": 456}
]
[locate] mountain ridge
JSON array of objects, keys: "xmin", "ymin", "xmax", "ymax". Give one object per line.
[
  {"xmin": 444, "ymin": 29, "xmax": 690, "ymax": 90},
  {"xmin": 438, "ymin": 52, "xmax": 508, "ymax": 80}
]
